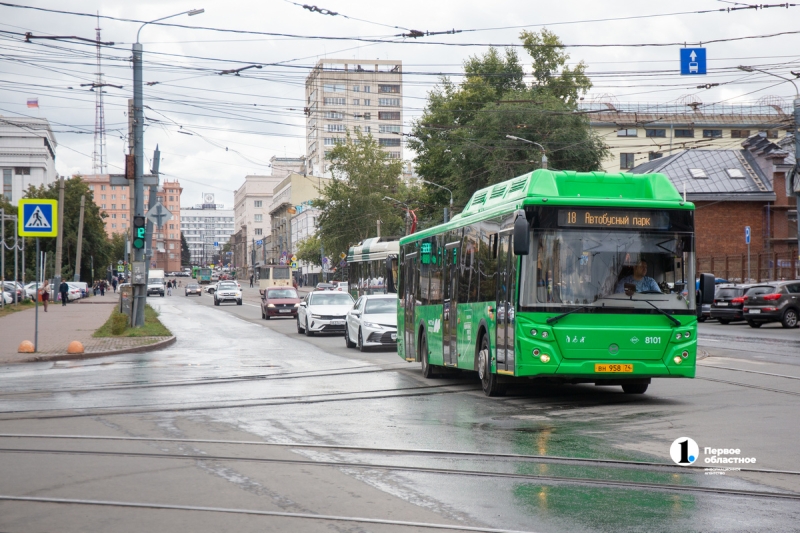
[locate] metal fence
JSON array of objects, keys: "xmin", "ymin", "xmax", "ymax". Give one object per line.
[{"xmin": 698, "ymin": 251, "xmax": 800, "ymax": 283}]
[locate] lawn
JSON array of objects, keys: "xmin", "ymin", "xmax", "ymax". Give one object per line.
[
  {"xmin": 93, "ymin": 304, "xmax": 172, "ymax": 337},
  {"xmin": 0, "ymin": 300, "xmax": 36, "ymax": 319}
]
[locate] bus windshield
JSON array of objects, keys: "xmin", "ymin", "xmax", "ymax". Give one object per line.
[
  {"xmin": 272, "ymin": 267, "xmax": 291, "ymax": 279},
  {"xmin": 520, "ymin": 229, "xmax": 695, "ymax": 311}
]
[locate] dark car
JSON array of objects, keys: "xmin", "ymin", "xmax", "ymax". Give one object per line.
[
  {"xmin": 742, "ymin": 281, "xmax": 800, "ymax": 328},
  {"xmin": 710, "ymin": 284, "xmax": 751, "ymax": 324},
  {"xmin": 185, "ymin": 283, "xmax": 202, "ymax": 296},
  {"xmin": 315, "ymin": 283, "xmax": 336, "ymax": 291},
  {"xmin": 261, "ymin": 287, "xmax": 301, "ymax": 319}
]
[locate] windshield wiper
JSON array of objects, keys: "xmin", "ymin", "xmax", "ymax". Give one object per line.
[
  {"xmin": 546, "ymin": 304, "xmax": 599, "ymax": 325},
  {"xmin": 601, "ymin": 296, "xmax": 682, "ymax": 326}
]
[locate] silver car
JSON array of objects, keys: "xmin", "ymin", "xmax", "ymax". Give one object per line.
[
  {"xmin": 344, "ymin": 295, "xmax": 398, "ymax": 351},
  {"xmin": 213, "ymin": 281, "xmax": 242, "ymax": 306},
  {"xmin": 297, "ymin": 291, "xmax": 354, "ymax": 336}
]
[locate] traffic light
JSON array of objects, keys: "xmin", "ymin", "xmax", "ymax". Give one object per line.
[{"xmin": 132, "ymin": 216, "xmax": 146, "ymax": 249}]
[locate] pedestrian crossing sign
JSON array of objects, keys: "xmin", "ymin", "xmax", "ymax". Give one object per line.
[{"xmin": 18, "ymin": 199, "xmax": 58, "ymax": 237}]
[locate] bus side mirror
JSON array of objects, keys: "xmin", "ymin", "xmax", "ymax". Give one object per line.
[
  {"xmin": 513, "ymin": 211, "xmax": 529, "ymax": 256},
  {"xmin": 699, "ymin": 273, "xmax": 715, "ymax": 305}
]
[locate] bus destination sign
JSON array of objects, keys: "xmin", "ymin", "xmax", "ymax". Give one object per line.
[{"xmin": 558, "ymin": 209, "xmax": 670, "ymax": 230}]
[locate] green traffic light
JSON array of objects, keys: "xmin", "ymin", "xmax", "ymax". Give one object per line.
[{"xmin": 133, "ymin": 238, "xmax": 145, "ymax": 249}]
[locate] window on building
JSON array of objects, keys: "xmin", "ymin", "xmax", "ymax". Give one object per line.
[
  {"xmin": 169, "ymin": 224, "xmax": 175, "ymax": 229},
  {"xmin": 363, "ymin": 99, "xmax": 370, "ymax": 106},
  {"xmin": 254, "ymin": 200, "xmax": 262, "ymax": 208},
  {"xmin": 388, "ymin": 152, "xmax": 402, "ymax": 159},
  {"xmin": 378, "ymin": 98, "xmax": 400, "ymax": 107},
  {"xmin": 675, "ymin": 129, "xmax": 694, "ymax": 138},
  {"xmin": 645, "ymin": 129, "xmax": 666, "ymax": 137},
  {"xmin": 122, "ymin": 223, "xmax": 126, "ymax": 229},
  {"xmin": 254, "ymin": 214, "xmax": 263, "ymax": 222},
  {"xmin": 619, "ymin": 153, "xmax": 635, "ymax": 169},
  {"xmin": 648, "ymin": 152, "xmax": 663, "ymax": 161},
  {"xmin": 352, "ymin": 85, "xmax": 359, "ymax": 92},
  {"xmin": 111, "ymin": 194, "xmax": 116, "ymax": 200},
  {"xmin": 379, "ymin": 125, "xmax": 401, "ymax": 133},
  {"xmin": 323, "ymin": 84, "xmax": 345, "ymax": 92},
  {"xmin": 327, "ymin": 124, "xmax": 346, "ymax": 132},
  {"xmin": 121, "ymin": 213, "xmax": 126, "ymax": 219},
  {"xmin": 364, "ymin": 86, "xmax": 371, "ymax": 92},
  {"xmin": 378, "ymin": 111, "xmax": 400, "ymax": 120},
  {"xmin": 169, "ymin": 195, "xmax": 174, "ymax": 201},
  {"xmin": 121, "ymin": 204, "xmax": 126, "ymax": 210},
  {"xmin": 111, "ymin": 223, "xmax": 116, "ymax": 228},
  {"xmin": 111, "ymin": 214, "xmax": 116, "ymax": 219},
  {"xmin": 378, "ymin": 84, "xmax": 400, "ymax": 93},
  {"xmin": 726, "ymin": 168, "xmax": 745, "ymax": 179},
  {"xmin": 14, "ymin": 167, "xmax": 30, "ymax": 175},
  {"xmin": 761, "ymin": 129, "xmax": 780, "ymax": 139},
  {"xmin": 324, "ymin": 137, "xmax": 344, "ymax": 146},
  {"xmin": 101, "ymin": 204, "xmax": 106, "ymax": 209},
  {"xmin": 255, "ymin": 228, "xmax": 263, "ymax": 235},
  {"xmin": 111, "ymin": 204, "xmax": 116, "ymax": 209},
  {"xmin": 364, "ymin": 112, "xmax": 371, "ymax": 120},
  {"xmin": 364, "ymin": 126, "xmax": 371, "ymax": 133},
  {"xmin": 703, "ymin": 129, "xmax": 723, "ymax": 138},
  {"xmin": 688, "ymin": 168, "xmax": 708, "ymax": 179},
  {"xmin": 379, "ymin": 138, "xmax": 401, "ymax": 147},
  {"xmin": 352, "ymin": 99, "xmax": 360, "ymax": 105},
  {"xmin": 324, "ymin": 111, "xmax": 344, "ymax": 119},
  {"xmin": 101, "ymin": 185, "xmax": 106, "ymax": 190},
  {"xmin": 617, "ymin": 128, "xmax": 637, "ymax": 137},
  {"xmin": 88, "ymin": 185, "xmax": 94, "ymax": 190},
  {"xmin": 323, "ymin": 97, "xmax": 346, "ymax": 105},
  {"xmin": 3, "ymin": 169, "xmax": 11, "ymax": 200},
  {"xmin": 731, "ymin": 129, "xmax": 751, "ymax": 138}
]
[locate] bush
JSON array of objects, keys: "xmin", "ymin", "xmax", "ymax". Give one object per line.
[{"xmin": 110, "ymin": 312, "xmax": 129, "ymax": 335}]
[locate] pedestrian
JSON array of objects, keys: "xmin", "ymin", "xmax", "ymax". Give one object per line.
[
  {"xmin": 167, "ymin": 282, "xmax": 172, "ymax": 296},
  {"xmin": 112, "ymin": 277, "xmax": 118, "ymax": 293},
  {"xmin": 93, "ymin": 282, "xmax": 98, "ymax": 296},
  {"xmin": 41, "ymin": 280, "xmax": 50, "ymax": 312},
  {"xmin": 249, "ymin": 274, "xmax": 254, "ymax": 288},
  {"xmin": 59, "ymin": 279, "xmax": 69, "ymax": 306},
  {"xmin": 100, "ymin": 281, "xmax": 105, "ymax": 296}
]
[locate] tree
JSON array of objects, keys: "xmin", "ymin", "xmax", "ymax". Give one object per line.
[
  {"xmin": 409, "ymin": 30, "xmax": 607, "ymax": 211},
  {"xmin": 315, "ymin": 130, "xmax": 414, "ymax": 257},
  {"xmin": 295, "ymin": 235, "xmax": 322, "ymax": 267},
  {"xmin": 109, "ymin": 232, "xmax": 127, "ymax": 265},
  {"xmin": 180, "ymin": 232, "xmax": 191, "ymax": 266}
]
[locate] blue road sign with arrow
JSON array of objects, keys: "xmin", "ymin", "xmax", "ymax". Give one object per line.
[
  {"xmin": 680, "ymin": 48, "xmax": 706, "ymax": 75},
  {"xmin": 745, "ymin": 226, "xmax": 751, "ymax": 245}
]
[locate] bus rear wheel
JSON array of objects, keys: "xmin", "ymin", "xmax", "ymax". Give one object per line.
[
  {"xmin": 622, "ymin": 383, "xmax": 649, "ymax": 394},
  {"xmin": 478, "ymin": 335, "xmax": 504, "ymax": 397}
]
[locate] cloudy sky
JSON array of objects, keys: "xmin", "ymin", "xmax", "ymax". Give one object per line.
[{"xmin": 2, "ymin": 0, "xmax": 798, "ymax": 207}]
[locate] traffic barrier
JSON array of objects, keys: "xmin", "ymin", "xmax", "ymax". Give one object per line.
[
  {"xmin": 18, "ymin": 341, "xmax": 34, "ymax": 353},
  {"xmin": 67, "ymin": 341, "xmax": 84, "ymax": 354}
]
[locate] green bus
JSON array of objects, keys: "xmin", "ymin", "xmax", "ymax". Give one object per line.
[
  {"xmin": 397, "ymin": 169, "xmax": 714, "ymax": 396},
  {"xmin": 191, "ymin": 266, "xmax": 200, "ymax": 279},
  {"xmin": 197, "ymin": 267, "xmax": 213, "ymax": 284},
  {"xmin": 346, "ymin": 237, "xmax": 400, "ymax": 299}
]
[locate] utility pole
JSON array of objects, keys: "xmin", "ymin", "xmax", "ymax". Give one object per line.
[
  {"xmin": 377, "ymin": 219, "xmax": 381, "ymax": 238},
  {"xmin": 794, "ymin": 95, "xmax": 800, "ymax": 272},
  {"xmin": 53, "ymin": 176, "xmax": 64, "ymax": 292},
  {"xmin": 1, "ymin": 208, "xmax": 4, "ymax": 309},
  {"xmin": 73, "ymin": 195, "xmax": 85, "ymax": 281}
]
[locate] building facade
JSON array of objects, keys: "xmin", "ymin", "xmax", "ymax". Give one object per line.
[
  {"xmin": 305, "ymin": 59, "xmax": 403, "ymax": 177},
  {"xmin": 181, "ymin": 193, "xmax": 235, "ymax": 266},
  {"xmin": 267, "ymin": 172, "xmax": 330, "ymax": 264},
  {"xmin": 1, "ymin": 115, "xmax": 58, "ymax": 203},
  {"xmin": 145, "ymin": 179, "xmax": 183, "ymax": 273},
  {"xmin": 291, "ymin": 205, "xmax": 322, "ymax": 285},
  {"xmin": 83, "ymin": 174, "xmax": 130, "ymax": 237},
  {"xmin": 581, "ymin": 100, "xmax": 792, "ymax": 173}
]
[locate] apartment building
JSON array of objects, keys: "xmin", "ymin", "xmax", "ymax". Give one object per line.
[
  {"xmin": 267, "ymin": 172, "xmax": 330, "ymax": 264},
  {"xmin": 232, "ymin": 174, "xmax": 285, "ymax": 273},
  {"xmin": 83, "ymin": 174, "xmax": 130, "ymax": 237},
  {"xmin": 0, "ymin": 115, "xmax": 57, "ymax": 203},
  {"xmin": 305, "ymin": 59, "xmax": 403, "ymax": 176},
  {"xmin": 580, "ymin": 100, "xmax": 792, "ymax": 172},
  {"xmin": 181, "ymin": 193, "xmax": 235, "ymax": 266}
]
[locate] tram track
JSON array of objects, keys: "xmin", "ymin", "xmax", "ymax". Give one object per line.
[
  {"xmin": 1, "ymin": 433, "xmax": 797, "ymax": 477},
  {"xmin": 698, "ymin": 363, "xmax": 800, "ymax": 381},
  {"xmin": 0, "ymin": 382, "xmax": 479, "ymax": 421},
  {"xmin": 695, "ymin": 376, "xmax": 800, "ymax": 397},
  {"xmin": 0, "ymin": 446, "xmax": 796, "ymax": 501}
]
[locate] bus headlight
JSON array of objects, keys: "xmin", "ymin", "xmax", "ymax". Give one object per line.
[
  {"xmin": 541, "ymin": 331, "xmax": 549, "ymax": 339},
  {"xmin": 540, "ymin": 354, "xmax": 551, "ymax": 363},
  {"xmin": 675, "ymin": 333, "xmax": 682, "ymax": 340},
  {"xmin": 673, "ymin": 356, "xmax": 682, "ymax": 364},
  {"xmin": 683, "ymin": 331, "xmax": 690, "ymax": 338},
  {"xmin": 530, "ymin": 329, "xmax": 538, "ymax": 336}
]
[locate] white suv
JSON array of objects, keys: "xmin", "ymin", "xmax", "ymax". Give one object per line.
[{"xmin": 214, "ymin": 281, "xmax": 242, "ymax": 306}]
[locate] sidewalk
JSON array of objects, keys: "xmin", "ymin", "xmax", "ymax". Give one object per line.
[{"xmin": 0, "ymin": 291, "xmax": 173, "ymax": 364}]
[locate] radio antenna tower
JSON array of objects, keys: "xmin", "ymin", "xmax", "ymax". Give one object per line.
[{"xmin": 92, "ymin": 12, "xmax": 107, "ymax": 175}]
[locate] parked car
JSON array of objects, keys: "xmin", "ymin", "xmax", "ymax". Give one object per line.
[
  {"xmin": 68, "ymin": 281, "xmax": 88, "ymax": 298},
  {"xmin": 185, "ymin": 283, "xmax": 202, "ymax": 296},
  {"xmin": 1, "ymin": 291, "xmax": 11, "ymax": 305},
  {"xmin": 315, "ymin": 283, "xmax": 336, "ymax": 291},
  {"xmin": 344, "ymin": 294, "xmax": 398, "ymax": 351},
  {"xmin": 710, "ymin": 284, "xmax": 751, "ymax": 324},
  {"xmin": 23, "ymin": 282, "xmax": 39, "ymax": 299},
  {"xmin": 742, "ymin": 281, "xmax": 800, "ymax": 328},
  {"xmin": 297, "ymin": 290, "xmax": 354, "ymax": 336},
  {"xmin": 213, "ymin": 281, "xmax": 242, "ymax": 306},
  {"xmin": 2, "ymin": 281, "xmax": 23, "ymax": 302},
  {"xmin": 260, "ymin": 287, "xmax": 301, "ymax": 320},
  {"xmin": 696, "ymin": 278, "xmax": 730, "ymax": 322},
  {"xmin": 335, "ymin": 281, "xmax": 349, "ymax": 293}
]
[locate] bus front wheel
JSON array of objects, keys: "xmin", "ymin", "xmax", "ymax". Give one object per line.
[
  {"xmin": 622, "ymin": 383, "xmax": 649, "ymax": 394},
  {"xmin": 420, "ymin": 333, "xmax": 436, "ymax": 379},
  {"xmin": 478, "ymin": 334, "xmax": 505, "ymax": 397}
]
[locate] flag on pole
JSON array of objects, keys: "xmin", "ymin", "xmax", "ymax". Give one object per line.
[{"xmin": 27, "ymin": 98, "xmax": 39, "ymax": 108}]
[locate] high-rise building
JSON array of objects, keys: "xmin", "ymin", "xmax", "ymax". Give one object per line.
[
  {"xmin": 181, "ymin": 193, "xmax": 235, "ymax": 266},
  {"xmin": 83, "ymin": 174, "xmax": 131, "ymax": 237},
  {"xmin": 305, "ymin": 59, "xmax": 403, "ymax": 176},
  {"xmin": 232, "ymin": 174, "xmax": 285, "ymax": 273},
  {"xmin": 0, "ymin": 115, "xmax": 58, "ymax": 203}
]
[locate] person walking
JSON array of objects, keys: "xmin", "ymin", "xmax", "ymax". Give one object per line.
[
  {"xmin": 167, "ymin": 281, "xmax": 173, "ymax": 296},
  {"xmin": 112, "ymin": 277, "xmax": 118, "ymax": 293},
  {"xmin": 249, "ymin": 274, "xmax": 254, "ymax": 288},
  {"xmin": 99, "ymin": 281, "xmax": 105, "ymax": 296},
  {"xmin": 59, "ymin": 279, "xmax": 69, "ymax": 306},
  {"xmin": 41, "ymin": 280, "xmax": 50, "ymax": 312}
]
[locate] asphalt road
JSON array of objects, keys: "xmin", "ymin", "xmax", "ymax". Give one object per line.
[{"xmin": 0, "ymin": 288, "xmax": 798, "ymax": 533}]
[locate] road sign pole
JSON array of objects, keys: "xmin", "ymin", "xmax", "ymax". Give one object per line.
[{"xmin": 34, "ymin": 238, "xmax": 39, "ymax": 352}]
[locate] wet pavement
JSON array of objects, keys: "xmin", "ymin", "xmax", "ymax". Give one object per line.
[{"xmin": 0, "ymin": 289, "xmax": 798, "ymax": 532}]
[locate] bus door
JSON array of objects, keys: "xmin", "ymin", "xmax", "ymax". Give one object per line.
[
  {"xmin": 403, "ymin": 252, "xmax": 418, "ymax": 361},
  {"xmin": 495, "ymin": 232, "xmax": 516, "ymax": 373},
  {"xmin": 443, "ymin": 242, "xmax": 460, "ymax": 366}
]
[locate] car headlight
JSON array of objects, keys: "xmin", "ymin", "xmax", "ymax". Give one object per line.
[
  {"xmin": 294, "ymin": 303, "xmax": 300, "ymax": 308},
  {"xmin": 267, "ymin": 303, "xmax": 275, "ymax": 308},
  {"xmin": 363, "ymin": 322, "xmax": 382, "ymax": 328},
  {"xmin": 311, "ymin": 314, "xmax": 322, "ymax": 319}
]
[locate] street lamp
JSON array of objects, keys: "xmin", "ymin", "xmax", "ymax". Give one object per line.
[
  {"xmin": 737, "ymin": 66, "xmax": 800, "ymax": 267},
  {"xmin": 506, "ymin": 135, "xmax": 548, "ymax": 169},
  {"xmin": 417, "ymin": 179, "xmax": 453, "ymax": 223},
  {"xmin": 131, "ymin": 8, "xmax": 203, "ymax": 327}
]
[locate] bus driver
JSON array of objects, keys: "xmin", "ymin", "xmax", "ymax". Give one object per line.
[{"xmin": 615, "ymin": 260, "xmax": 660, "ymax": 295}]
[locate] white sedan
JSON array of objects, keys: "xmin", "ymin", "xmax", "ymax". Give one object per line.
[
  {"xmin": 344, "ymin": 295, "xmax": 398, "ymax": 351},
  {"xmin": 296, "ymin": 291, "xmax": 354, "ymax": 336}
]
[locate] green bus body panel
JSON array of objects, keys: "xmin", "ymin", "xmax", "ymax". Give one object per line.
[{"xmin": 398, "ymin": 169, "xmax": 696, "ymax": 382}]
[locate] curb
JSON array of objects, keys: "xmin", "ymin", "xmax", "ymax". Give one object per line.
[
  {"xmin": 11, "ymin": 336, "xmax": 177, "ymax": 364},
  {"xmin": 699, "ymin": 333, "xmax": 800, "ymax": 347}
]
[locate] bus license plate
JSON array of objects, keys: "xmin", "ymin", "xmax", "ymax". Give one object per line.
[{"xmin": 595, "ymin": 364, "xmax": 633, "ymax": 373}]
